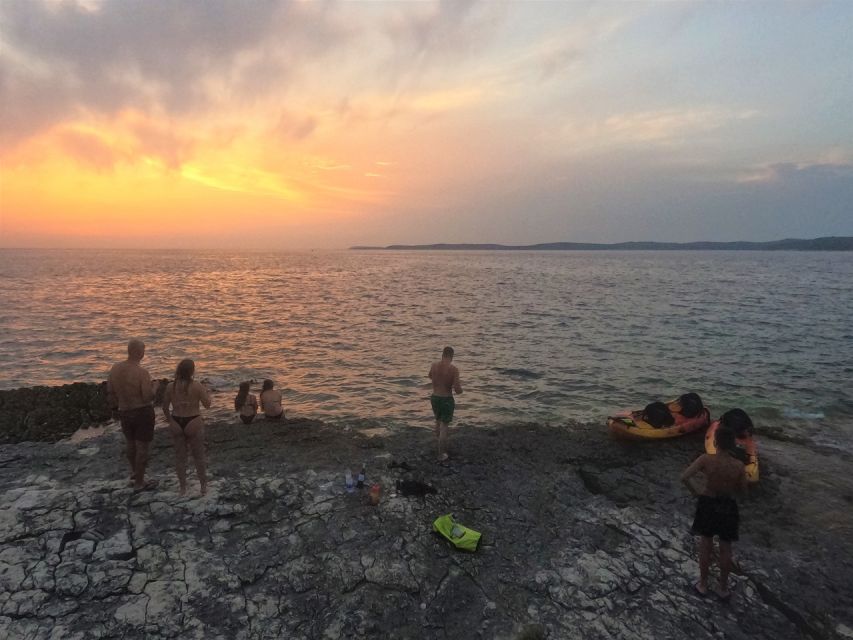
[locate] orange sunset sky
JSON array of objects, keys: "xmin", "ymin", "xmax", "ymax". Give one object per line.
[{"xmin": 1, "ymin": 1, "xmax": 851, "ymax": 249}]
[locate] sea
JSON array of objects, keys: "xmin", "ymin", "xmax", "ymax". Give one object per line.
[{"xmin": 0, "ymin": 249, "xmax": 851, "ymax": 450}]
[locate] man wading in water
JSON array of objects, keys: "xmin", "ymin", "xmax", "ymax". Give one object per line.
[
  {"xmin": 429, "ymin": 346, "xmax": 463, "ymax": 462},
  {"xmin": 107, "ymin": 339, "xmax": 158, "ymax": 491}
]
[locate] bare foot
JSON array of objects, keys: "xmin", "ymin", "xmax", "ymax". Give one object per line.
[
  {"xmin": 199, "ymin": 483, "xmax": 208, "ymax": 496},
  {"xmin": 132, "ymin": 479, "xmax": 159, "ymax": 493},
  {"xmin": 178, "ymin": 485, "xmax": 187, "ymax": 497},
  {"xmin": 714, "ymin": 587, "xmax": 732, "ymax": 602},
  {"xmin": 438, "ymin": 453, "xmax": 449, "ymax": 462}
]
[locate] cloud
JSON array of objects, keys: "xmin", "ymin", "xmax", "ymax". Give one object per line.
[
  {"xmin": 56, "ymin": 128, "xmax": 120, "ymax": 171},
  {"xmin": 0, "ymin": 0, "xmax": 353, "ymax": 145},
  {"xmin": 557, "ymin": 107, "xmax": 759, "ymax": 153},
  {"xmin": 736, "ymin": 156, "xmax": 853, "ymax": 184},
  {"xmin": 274, "ymin": 110, "xmax": 318, "ymax": 142},
  {"xmin": 384, "ymin": 0, "xmax": 493, "ymax": 59}
]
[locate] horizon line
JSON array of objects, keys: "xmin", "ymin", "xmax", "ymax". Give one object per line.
[{"xmin": 3, "ymin": 235, "xmax": 852, "ymax": 253}]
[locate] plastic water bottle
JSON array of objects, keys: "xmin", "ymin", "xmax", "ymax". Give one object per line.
[
  {"xmin": 357, "ymin": 463, "xmax": 365, "ymax": 489},
  {"xmin": 345, "ymin": 470, "xmax": 354, "ymax": 493}
]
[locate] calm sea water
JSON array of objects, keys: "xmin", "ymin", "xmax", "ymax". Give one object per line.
[{"xmin": 0, "ymin": 249, "xmax": 851, "ymax": 448}]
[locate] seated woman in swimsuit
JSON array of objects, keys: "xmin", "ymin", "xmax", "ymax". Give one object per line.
[
  {"xmin": 162, "ymin": 359, "xmax": 212, "ymax": 496},
  {"xmin": 259, "ymin": 379, "xmax": 285, "ymax": 420},
  {"xmin": 235, "ymin": 381, "xmax": 258, "ymax": 425}
]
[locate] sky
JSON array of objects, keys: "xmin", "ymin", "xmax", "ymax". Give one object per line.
[{"xmin": 1, "ymin": 0, "xmax": 852, "ymax": 249}]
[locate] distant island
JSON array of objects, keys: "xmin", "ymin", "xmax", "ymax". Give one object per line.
[{"xmin": 351, "ymin": 236, "xmax": 853, "ymax": 251}]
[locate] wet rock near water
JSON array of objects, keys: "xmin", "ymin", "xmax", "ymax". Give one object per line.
[
  {"xmin": 0, "ymin": 383, "xmax": 112, "ymax": 444},
  {"xmin": 1, "ymin": 419, "xmax": 851, "ymax": 639},
  {"xmin": 0, "ymin": 381, "xmax": 173, "ymax": 445}
]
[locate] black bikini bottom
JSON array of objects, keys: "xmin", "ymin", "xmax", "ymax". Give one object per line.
[{"xmin": 173, "ymin": 415, "xmax": 200, "ymax": 431}]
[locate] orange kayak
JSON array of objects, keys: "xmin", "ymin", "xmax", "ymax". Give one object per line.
[
  {"xmin": 608, "ymin": 401, "xmax": 711, "ymax": 440},
  {"xmin": 705, "ymin": 420, "xmax": 759, "ymax": 483}
]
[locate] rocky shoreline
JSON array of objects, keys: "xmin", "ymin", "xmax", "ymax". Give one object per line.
[
  {"xmin": 1, "ymin": 412, "xmax": 852, "ymax": 639},
  {"xmin": 0, "ymin": 381, "xmax": 175, "ymax": 444}
]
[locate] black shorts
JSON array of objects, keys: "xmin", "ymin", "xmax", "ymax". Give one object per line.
[
  {"xmin": 240, "ymin": 414, "xmax": 255, "ymax": 425},
  {"xmin": 692, "ymin": 495, "xmax": 739, "ymax": 542},
  {"xmin": 119, "ymin": 405, "xmax": 156, "ymax": 443}
]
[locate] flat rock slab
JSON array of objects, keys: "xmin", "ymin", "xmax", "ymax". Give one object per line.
[{"xmin": 1, "ymin": 419, "xmax": 851, "ymax": 639}]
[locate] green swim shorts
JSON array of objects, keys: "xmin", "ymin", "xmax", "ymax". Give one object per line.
[{"xmin": 431, "ymin": 395, "xmax": 455, "ymax": 424}]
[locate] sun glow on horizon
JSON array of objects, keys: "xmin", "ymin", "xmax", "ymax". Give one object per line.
[{"xmin": 1, "ymin": 1, "xmax": 851, "ymax": 248}]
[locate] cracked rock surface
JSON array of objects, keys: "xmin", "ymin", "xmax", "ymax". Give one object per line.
[{"xmin": 1, "ymin": 418, "xmax": 851, "ymax": 639}]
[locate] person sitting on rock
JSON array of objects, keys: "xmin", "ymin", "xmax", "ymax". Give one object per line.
[
  {"xmin": 235, "ymin": 381, "xmax": 258, "ymax": 425},
  {"xmin": 259, "ymin": 379, "xmax": 284, "ymax": 420},
  {"xmin": 681, "ymin": 425, "xmax": 747, "ymax": 601}
]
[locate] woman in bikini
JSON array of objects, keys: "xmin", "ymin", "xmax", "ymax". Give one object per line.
[
  {"xmin": 235, "ymin": 381, "xmax": 258, "ymax": 425},
  {"xmin": 162, "ymin": 359, "xmax": 211, "ymax": 496},
  {"xmin": 259, "ymin": 379, "xmax": 285, "ymax": 420}
]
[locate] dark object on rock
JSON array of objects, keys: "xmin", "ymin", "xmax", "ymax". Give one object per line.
[
  {"xmin": 388, "ymin": 459, "xmax": 415, "ymax": 471},
  {"xmin": 642, "ymin": 401, "xmax": 675, "ymax": 428},
  {"xmin": 396, "ymin": 479, "xmax": 437, "ymax": 497},
  {"xmin": 678, "ymin": 392, "xmax": 704, "ymax": 418}
]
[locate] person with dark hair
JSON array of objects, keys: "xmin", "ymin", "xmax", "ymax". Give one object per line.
[
  {"xmin": 107, "ymin": 339, "xmax": 159, "ymax": 492},
  {"xmin": 428, "ymin": 346, "xmax": 463, "ymax": 462},
  {"xmin": 162, "ymin": 359, "xmax": 211, "ymax": 496},
  {"xmin": 720, "ymin": 408, "xmax": 754, "ymax": 438},
  {"xmin": 681, "ymin": 425, "xmax": 747, "ymax": 601},
  {"xmin": 260, "ymin": 379, "xmax": 284, "ymax": 420},
  {"xmin": 235, "ymin": 381, "xmax": 258, "ymax": 425}
]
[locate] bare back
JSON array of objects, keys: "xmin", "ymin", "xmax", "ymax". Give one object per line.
[
  {"xmin": 108, "ymin": 360, "xmax": 153, "ymax": 411},
  {"xmin": 687, "ymin": 453, "xmax": 747, "ymax": 497},
  {"xmin": 429, "ymin": 360, "xmax": 461, "ymax": 397},
  {"xmin": 240, "ymin": 393, "xmax": 258, "ymax": 417},
  {"xmin": 260, "ymin": 389, "xmax": 283, "ymax": 416},
  {"xmin": 165, "ymin": 381, "xmax": 211, "ymax": 417}
]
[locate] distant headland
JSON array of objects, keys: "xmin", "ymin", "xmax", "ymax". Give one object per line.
[{"xmin": 351, "ymin": 236, "xmax": 853, "ymax": 251}]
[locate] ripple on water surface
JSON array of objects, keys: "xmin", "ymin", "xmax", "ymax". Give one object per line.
[{"xmin": 0, "ymin": 249, "xmax": 851, "ymax": 449}]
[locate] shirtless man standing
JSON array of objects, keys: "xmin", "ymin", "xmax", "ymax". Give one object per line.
[
  {"xmin": 428, "ymin": 346, "xmax": 463, "ymax": 461},
  {"xmin": 107, "ymin": 339, "xmax": 158, "ymax": 491},
  {"xmin": 681, "ymin": 425, "xmax": 748, "ymax": 601}
]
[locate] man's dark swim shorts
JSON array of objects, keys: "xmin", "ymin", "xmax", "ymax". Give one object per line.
[
  {"xmin": 692, "ymin": 495, "xmax": 739, "ymax": 542},
  {"xmin": 430, "ymin": 395, "xmax": 455, "ymax": 424},
  {"xmin": 119, "ymin": 405, "xmax": 156, "ymax": 443}
]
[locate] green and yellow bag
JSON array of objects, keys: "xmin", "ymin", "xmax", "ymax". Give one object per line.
[{"xmin": 432, "ymin": 514, "xmax": 481, "ymax": 552}]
